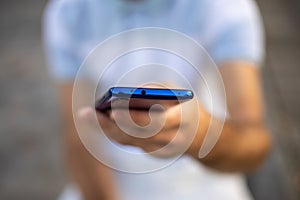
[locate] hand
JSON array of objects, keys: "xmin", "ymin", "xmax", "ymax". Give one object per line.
[{"xmin": 80, "ymin": 98, "xmax": 207, "ymax": 158}]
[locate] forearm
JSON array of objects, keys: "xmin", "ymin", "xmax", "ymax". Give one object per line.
[
  {"xmin": 188, "ymin": 113, "xmax": 271, "ymax": 172},
  {"xmin": 65, "ymin": 128, "xmax": 118, "ymax": 200},
  {"xmin": 59, "ymin": 83, "xmax": 118, "ymax": 200},
  {"xmin": 188, "ymin": 63, "xmax": 272, "ymax": 172}
]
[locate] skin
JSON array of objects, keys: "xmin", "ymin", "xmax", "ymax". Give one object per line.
[
  {"xmin": 59, "ymin": 83, "xmax": 119, "ymax": 200},
  {"xmin": 59, "ymin": 62, "xmax": 271, "ymax": 199}
]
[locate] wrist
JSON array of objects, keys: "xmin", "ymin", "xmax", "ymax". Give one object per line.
[{"xmin": 186, "ymin": 108, "xmax": 211, "ymax": 159}]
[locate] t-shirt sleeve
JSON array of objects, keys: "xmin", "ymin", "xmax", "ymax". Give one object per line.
[
  {"xmin": 43, "ymin": 0, "xmax": 83, "ymax": 80},
  {"xmin": 208, "ymin": 0, "xmax": 265, "ymax": 66}
]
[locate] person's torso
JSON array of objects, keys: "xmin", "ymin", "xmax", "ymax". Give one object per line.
[{"xmin": 61, "ymin": 0, "xmax": 254, "ymax": 199}]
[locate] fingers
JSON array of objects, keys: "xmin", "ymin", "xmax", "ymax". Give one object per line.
[
  {"xmin": 78, "ymin": 106, "xmax": 188, "ymax": 158},
  {"xmin": 78, "ymin": 107, "xmax": 122, "ymax": 137},
  {"xmin": 164, "ymin": 104, "xmax": 183, "ymax": 129},
  {"xmin": 78, "ymin": 107, "xmax": 115, "ymax": 127},
  {"xmin": 78, "ymin": 107, "xmax": 101, "ymax": 130},
  {"xmin": 80, "ymin": 104, "xmax": 186, "ymax": 142},
  {"xmin": 111, "ymin": 109, "xmax": 152, "ymax": 127},
  {"xmin": 110, "ymin": 104, "xmax": 183, "ymax": 129}
]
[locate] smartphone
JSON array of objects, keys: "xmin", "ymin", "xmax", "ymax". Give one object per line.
[{"xmin": 95, "ymin": 87, "xmax": 194, "ymax": 112}]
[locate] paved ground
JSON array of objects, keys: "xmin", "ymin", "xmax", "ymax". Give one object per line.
[
  {"xmin": 0, "ymin": 1, "xmax": 66, "ymax": 199},
  {"xmin": 255, "ymin": 0, "xmax": 300, "ymax": 199},
  {"xmin": 0, "ymin": 0, "xmax": 299, "ymax": 199},
  {"xmin": 260, "ymin": 0, "xmax": 300, "ymax": 125}
]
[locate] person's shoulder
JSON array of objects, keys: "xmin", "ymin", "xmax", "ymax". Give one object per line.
[
  {"xmin": 203, "ymin": 0, "xmax": 264, "ymax": 65},
  {"xmin": 186, "ymin": 0, "xmax": 258, "ymax": 20},
  {"xmin": 44, "ymin": 0, "xmax": 93, "ymax": 34},
  {"xmin": 178, "ymin": 0, "xmax": 260, "ymax": 25},
  {"xmin": 45, "ymin": 0, "xmax": 88, "ymax": 17},
  {"xmin": 46, "ymin": 0, "xmax": 86, "ymax": 11},
  {"xmin": 207, "ymin": 0, "xmax": 261, "ymax": 22}
]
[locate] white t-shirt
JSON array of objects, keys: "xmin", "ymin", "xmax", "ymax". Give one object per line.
[{"xmin": 44, "ymin": 0, "xmax": 264, "ymax": 199}]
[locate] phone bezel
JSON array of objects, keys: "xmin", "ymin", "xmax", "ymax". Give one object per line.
[{"xmin": 95, "ymin": 87, "xmax": 194, "ymax": 111}]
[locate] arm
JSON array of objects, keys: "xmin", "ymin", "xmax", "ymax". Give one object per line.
[
  {"xmin": 58, "ymin": 83, "xmax": 118, "ymax": 200},
  {"xmin": 188, "ymin": 62, "xmax": 271, "ymax": 172},
  {"xmin": 93, "ymin": 62, "xmax": 271, "ymax": 173}
]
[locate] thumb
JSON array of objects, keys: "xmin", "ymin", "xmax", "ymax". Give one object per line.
[{"xmin": 78, "ymin": 107, "xmax": 99, "ymax": 128}]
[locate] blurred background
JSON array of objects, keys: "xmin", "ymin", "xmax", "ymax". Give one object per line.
[{"xmin": 0, "ymin": 0, "xmax": 299, "ymax": 199}]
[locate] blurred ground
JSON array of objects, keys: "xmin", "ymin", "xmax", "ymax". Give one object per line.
[
  {"xmin": 0, "ymin": 1, "xmax": 66, "ymax": 199},
  {"xmin": 244, "ymin": 0, "xmax": 300, "ymax": 199},
  {"xmin": 0, "ymin": 0, "xmax": 299, "ymax": 199}
]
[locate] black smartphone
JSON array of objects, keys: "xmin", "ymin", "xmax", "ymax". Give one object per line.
[{"xmin": 95, "ymin": 87, "xmax": 194, "ymax": 112}]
